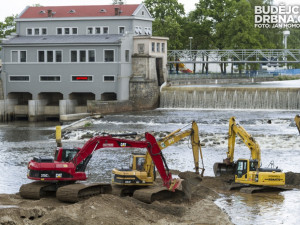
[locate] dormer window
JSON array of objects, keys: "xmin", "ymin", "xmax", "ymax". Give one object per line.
[
  {"xmin": 69, "ymin": 9, "xmax": 76, "ymax": 13},
  {"xmin": 39, "ymin": 10, "xmax": 46, "ymax": 14},
  {"xmin": 142, "ymin": 11, "xmax": 145, "ymax": 16},
  {"xmin": 99, "ymin": 9, "xmax": 107, "ymax": 13}
]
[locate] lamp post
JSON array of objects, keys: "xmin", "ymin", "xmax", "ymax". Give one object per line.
[
  {"xmin": 189, "ymin": 37, "xmax": 193, "ymax": 51},
  {"xmin": 189, "ymin": 37, "xmax": 194, "ymax": 73},
  {"xmin": 283, "ymin": 30, "xmax": 290, "ymax": 69}
]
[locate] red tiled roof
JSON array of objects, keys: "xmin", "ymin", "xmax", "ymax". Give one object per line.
[{"xmin": 19, "ymin": 4, "xmax": 140, "ymax": 18}]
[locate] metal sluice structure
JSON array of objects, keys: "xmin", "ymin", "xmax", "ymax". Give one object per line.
[{"xmin": 167, "ymin": 49, "xmax": 300, "ymax": 64}]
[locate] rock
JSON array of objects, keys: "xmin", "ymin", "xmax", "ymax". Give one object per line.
[{"xmin": 80, "ymin": 133, "xmax": 94, "ymax": 139}]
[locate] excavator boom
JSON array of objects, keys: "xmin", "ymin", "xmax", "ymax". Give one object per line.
[
  {"xmin": 214, "ymin": 117, "xmax": 261, "ymax": 176},
  {"xmin": 295, "ymin": 115, "xmax": 300, "ymax": 135},
  {"xmin": 213, "ymin": 117, "xmax": 285, "ymax": 188},
  {"xmin": 157, "ymin": 121, "xmax": 204, "ymax": 175}
]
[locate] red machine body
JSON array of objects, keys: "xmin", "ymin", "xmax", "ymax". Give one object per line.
[{"xmin": 27, "ymin": 133, "xmax": 176, "ymax": 189}]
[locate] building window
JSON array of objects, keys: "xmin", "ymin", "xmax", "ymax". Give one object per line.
[
  {"xmin": 64, "ymin": 28, "xmax": 70, "ymax": 35},
  {"xmin": 57, "ymin": 28, "xmax": 62, "ymax": 35},
  {"xmin": 34, "ymin": 28, "xmax": 40, "ymax": 35},
  {"xmin": 9, "ymin": 75, "xmax": 30, "ymax": 82},
  {"xmin": 71, "ymin": 75, "xmax": 93, "ymax": 81},
  {"xmin": 27, "ymin": 28, "xmax": 48, "ymax": 36},
  {"xmin": 40, "ymin": 75, "xmax": 61, "ymax": 82},
  {"xmin": 57, "ymin": 27, "xmax": 77, "ymax": 35},
  {"xmin": 162, "ymin": 43, "xmax": 165, "ymax": 53},
  {"xmin": 87, "ymin": 27, "xmax": 93, "ymax": 34},
  {"xmin": 11, "ymin": 50, "xmax": 26, "ymax": 63},
  {"xmin": 125, "ymin": 50, "xmax": 130, "ymax": 62},
  {"xmin": 95, "ymin": 27, "xmax": 101, "ymax": 34},
  {"xmin": 80, "ymin": 50, "xmax": 86, "ymax": 62},
  {"xmin": 11, "ymin": 51, "xmax": 18, "ymax": 62},
  {"xmin": 20, "ymin": 51, "xmax": 27, "ymax": 62},
  {"xmin": 157, "ymin": 43, "xmax": 160, "ymax": 52},
  {"xmin": 119, "ymin": 26, "xmax": 125, "ymax": 34},
  {"xmin": 71, "ymin": 50, "xmax": 95, "ymax": 62},
  {"xmin": 142, "ymin": 11, "xmax": 145, "ymax": 16},
  {"xmin": 103, "ymin": 27, "xmax": 109, "ymax": 34},
  {"xmin": 47, "ymin": 51, "xmax": 53, "ymax": 62},
  {"xmin": 27, "ymin": 28, "xmax": 32, "ymax": 35},
  {"xmin": 38, "ymin": 51, "xmax": 45, "ymax": 62},
  {"xmin": 104, "ymin": 50, "xmax": 114, "ymax": 62},
  {"xmin": 56, "ymin": 51, "xmax": 62, "ymax": 62},
  {"xmin": 42, "ymin": 28, "xmax": 47, "ymax": 35},
  {"xmin": 38, "ymin": 50, "xmax": 62, "ymax": 63},
  {"xmin": 88, "ymin": 50, "xmax": 95, "ymax": 62},
  {"xmin": 72, "ymin": 28, "xmax": 78, "ymax": 34},
  {"xmin": 71, "ymin": 50, "xmax": 77, "ymax": 62},
  {"xmin": 152, "ymin": 42, "xmax": 155, "ymax": 52},
  {"xmin": 103, "ymin": 75, "xmax": 115, "ymax": 82}
]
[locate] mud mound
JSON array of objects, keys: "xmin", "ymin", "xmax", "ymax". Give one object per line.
[{"xmin": 285, "ymin": 172, "xmax": 300, "ymax": 185}]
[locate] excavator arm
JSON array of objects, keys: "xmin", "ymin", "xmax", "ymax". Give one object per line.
[
  {"xmin": 158, "ymin": 121, "xmax": 204, "ymax": 175},
  {"xmin": 226, "ymin": 117, "xmax": 261, "ymax": 166},
  {"xmin": 141, "ymin": 121, "xmax": 204, "ymax": 182},
  {"xmin": 72, "ymin": 136, "xmax": 149, "ymax": 167},
  {"xmin": 214, "ymin": 117, "xmax": 261, "ymax": 176}
]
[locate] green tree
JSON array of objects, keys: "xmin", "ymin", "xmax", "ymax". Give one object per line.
[
  {"xmin": 143, "ymin": 0, "xmax": 184, "ymax": 21},
  {"xmin": 0, "ymin": 15, "xmax": 16, "ymax": 39},
  {"xmin": 143, "ymin": 0, "xmax": 185, "ymax": 50}
]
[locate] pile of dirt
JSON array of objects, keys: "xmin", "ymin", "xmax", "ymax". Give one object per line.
[
  {"xmin": 285, "ymin": 172, "xmax": 300, "ymax": 186},
  {"xmin": 0, "ymin": 173, "xmax": 234, "ymax": 225}
]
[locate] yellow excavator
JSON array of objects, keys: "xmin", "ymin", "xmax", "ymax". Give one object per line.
[
  {"xmin": 295, "ymin": 115, "xmax": 300, "ymax": 134},
  {"xmin": 111, "ymin": 121, "xmax": 204, "ymax": 201},
  {"xmin": 214, "ymin": 117, "xmax": 285, "ymax": 190}
]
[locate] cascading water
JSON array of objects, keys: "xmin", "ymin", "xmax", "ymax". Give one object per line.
[{"xmin": 160, "ymin": 87, "xmax": 300, "ymax": 109}]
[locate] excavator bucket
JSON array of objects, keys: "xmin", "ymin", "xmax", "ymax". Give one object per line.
[
  {"xmin": 169, "ymin": 178, "xmax": 182, "ymax": 192},
  {"xmin": 213, "ymin": 162, "xmax": 235, "ymax": 177},
  {"xmin": 295, "ymin": 115, "xmax": 300, "ymax": 135}
]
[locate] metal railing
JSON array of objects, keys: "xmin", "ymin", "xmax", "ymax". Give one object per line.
[{"xmin": 168, "ymin": 49, "xmax": 300, "ymax": 64}]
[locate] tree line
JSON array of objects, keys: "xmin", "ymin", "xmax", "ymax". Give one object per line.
[
  {"xmin": 1, "ymin": 0, "xmax": 300, "ymax": 52},
  {"xmin": 143, "ymin": 0, "xmax": 300, "ymax": 51}
]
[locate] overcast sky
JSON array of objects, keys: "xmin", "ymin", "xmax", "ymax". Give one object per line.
[{"xmin": 0, "ymin": 0, "xmax": 299, "ymax": 22}]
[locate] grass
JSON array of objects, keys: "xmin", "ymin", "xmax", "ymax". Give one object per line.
[
  {"xmin": 84, "ymin": 122, "xmax": 92, "ymax": 127},
  {"xmin": 275, "ymin": 75, "xmax": 300, "ymax": 81}
]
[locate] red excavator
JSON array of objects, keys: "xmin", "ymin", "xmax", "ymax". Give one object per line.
[{"xmin": 20, "ymin": 132, "xmax": 188, "ymax": 203}]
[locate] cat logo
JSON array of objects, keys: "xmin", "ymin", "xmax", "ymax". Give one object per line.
[{"xmin": 120, "ymin": 143, "xmax": 127, "ymax": 147}]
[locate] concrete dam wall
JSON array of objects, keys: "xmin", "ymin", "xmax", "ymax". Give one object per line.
[{"xmin": 160, "ymin": 86, "xmax": 300, "ymax": 110}]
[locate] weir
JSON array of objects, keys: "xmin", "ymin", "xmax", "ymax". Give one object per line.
[{"xmin": 160, "ymin": 87, "xmax": 300, "ymax": 109}]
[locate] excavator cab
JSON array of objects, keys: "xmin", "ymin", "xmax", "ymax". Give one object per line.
[
  {"xmin": 54, "ymin": 148, "xmax": 79, "ymax": 162},
  {"xmin": 112, "ymin": 153, "xmax": 154, "ymax": 186},
  {"xmin": 130, "ymin": 154, "xmax": 146, "ymax": 171}
]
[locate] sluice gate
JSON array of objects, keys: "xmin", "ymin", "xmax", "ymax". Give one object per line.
[{"xmin": 160, "ymin": 87, "xmax": 300, "ymax": 110}]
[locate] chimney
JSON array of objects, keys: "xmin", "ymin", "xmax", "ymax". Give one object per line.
[
  {"xmin": 115, "ymin": 7, "xmax": 120, "ymax": 16},
  {"xmin": 47, "ymin": 9, "xmax": 52, "ymax": 17}
]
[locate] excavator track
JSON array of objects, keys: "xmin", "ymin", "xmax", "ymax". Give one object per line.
[
  {"xmin": 19, "ymin": 181, "xmax": 56, "ymax": 200},
  {"xmin": 133, "ymin": 186, "xmax": 184, "ymax": 203},
  {"xmin": 56, "ymin": 183, "xmax": 112, "ymax": 203}
]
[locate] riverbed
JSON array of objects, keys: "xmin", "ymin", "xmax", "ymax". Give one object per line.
[{"xmin": 0, "ymin": 109, "xmax": 300, "ymax": 224}]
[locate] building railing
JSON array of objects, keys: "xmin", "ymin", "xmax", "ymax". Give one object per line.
[
  {"xmin": 167, "ymin": 49, "xmax": 300, "ymax": 63},
  {"xmin": 168, "ymin": 72, "xmax": 274, "ymax": 79}
]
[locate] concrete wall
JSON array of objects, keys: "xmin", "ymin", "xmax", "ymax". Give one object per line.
[
  {"xmin": 168, "ymin": 77, "xmax": 275, "ymax": 86},
  {"xmin": 129, "ymin": 78, "xmax": 160, "ymax": 110},
  {"xmin": 87, "ymin": 100, "xmax": 134, "ymax": 114},
  {"xmin": 0, "ymin": 78, "xmax": 3, "ymax": 100}
]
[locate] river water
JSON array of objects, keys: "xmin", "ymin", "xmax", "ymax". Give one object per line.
[{"xmin": 0, "ymin": 109, "xmax": 300, "ymax": 224}]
